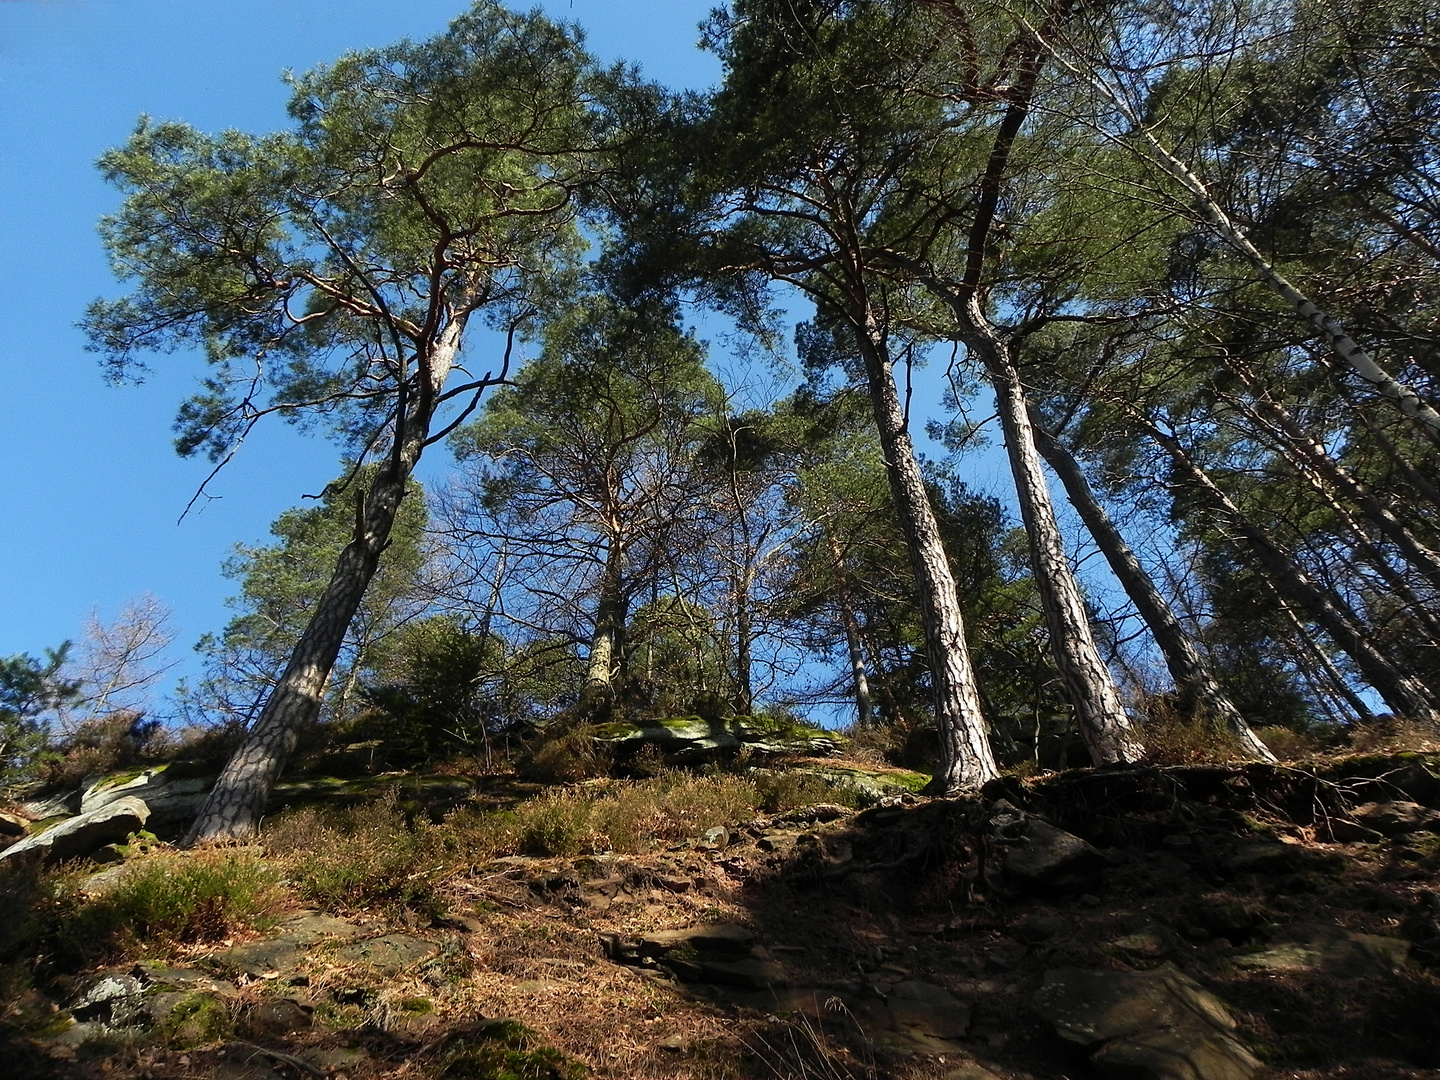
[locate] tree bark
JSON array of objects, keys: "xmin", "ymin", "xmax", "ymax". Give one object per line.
[
  {"xmin": 583, "ymin": 535, "xmax": 628, "ymax": 705},
  {"xmin": 961, "ymin": 303, "xmax": 1142, "ymax": 765},
  {"xmin": 1030, "ymin": 414, "xmax": 1275, "ymax": 762},
  {"xmin": 1137, "ymin": 411, "xmax": 1440, "ymax": 723},
  {"xmin": 1232, "ymin": 386, "xmax": 1440, "ymax": 593},
  {"xmin": 1266, "ymin": 578, "xmax": 1379, "ymax": 726},
  {"xmin": 852, "ymin": 301, "xmax": 999, "ymax": 792},
  {"xmin": 185, "ymin": 319, "xmax": 467, "ymax": 844}
]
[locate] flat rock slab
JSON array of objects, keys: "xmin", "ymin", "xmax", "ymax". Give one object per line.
[
  {"xmin": 1232, "ymin": 927, "xmax": 1409, "ymax": 978},
  {"xmin": 636, "ymin": 923, "xmax": 756, "ymax": 957},
  {"xmin": 1034, "ymin": 964, "xmax": 1259, "ymax": 1080},
  {"xmin": 212, "ymin": 937, "xmax": 308, "ymax": 979},
  {"xmin": 273, "ymin": 913, "xmax": 366, "ymax": 943},
  {"xmin": 80, "ymin": 766, "xmax": 214, "ymax": 825},
  {"xmin": 210, "ymin": 913, "xmax": 365, "ymax": 978},
  {"xmin": 335, "ymin": 933, "xmax": 439, "ymax": 976},
  {"xmin": 887, "ymin": 979, "xmax": 971, "ymax": 1039},
  {"xmin": 0, "ymin": 796, "xmax": 150, "ymax": 865}
]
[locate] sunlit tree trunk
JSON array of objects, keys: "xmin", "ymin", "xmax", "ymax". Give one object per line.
[
  {"xmin": 827, "ymin": 529, "xmax": 874, "ymax": 728},
  {"xmin": 1136, "ymin": 410, "xmax": 1440, "ymax": 723},
  {"xmin": 1030, "ymin": 414, "xmax": 1274, "ymax": 762},
  {"xmin": 582, "ymin": 535, "xmax": 628, "ymax": 706},
  {"xmin": 850, "ymin": 296, "xmax": 998, "ymax": 792}
]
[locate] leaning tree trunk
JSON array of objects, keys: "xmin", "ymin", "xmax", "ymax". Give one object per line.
[
  {"xmin": 852, "ymin": 301, "xmax": 998, "ymax": 792},
  {"xmin": 1232, "ymin": 386, "xmax": 1440, "ymax": 593},
  {"xmin": 1030, "ymin": 414, "xmax": 1275, "ymax": 762},
  {"xmin": 1266, "ymin": 578, "xmax": 1380, "ymax": 726},
  {"xmin": 962, "ymin": 303, "xmax": 1142, "ymax": 765},
  {"xmin": 185, "ymin": 320, "xmax": 468, "ymax": 844},
  {"xmin": 1138, "ymin": 411, "xmax": 1440, "ymax": 723}
]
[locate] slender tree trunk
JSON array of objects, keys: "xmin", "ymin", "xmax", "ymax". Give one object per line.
[
  {"xmin": 1030, "ymin": 415, "xmax": 1275, "ymax": 762},
  {"xmin": 961, "ymin": 304, "xmax": 1142, "ymax": 765},
  {"xmin": 1229, "ymin": 382, "xmax": 1440, "ymax": 592},
  {"xmin": 1266, "ymin": 579, "xmax": 1379, "ymax": 726},
  {"xmin": 583, "ymin": 535, "xmax": 627, "ymax": 705},
  {"xmin": 185, "ymin": 319, "xmax": 468, "ymax": 844},
  {"xmin": 827, "ymin": 529, "xmax": 874, "ymax": 728},
  {"xmin": 1225, "ymin": 402, "xmax": 1440, "ymax": 644},
  {"xmin": 851, "ymin": 301, "xmax": 998, "ymax": 792},
  {"xmin": 734, "ymin": 563, "xmax": 755, "ymax": 716},
  {"xmin": 1137, "ymin": 411, "xmax": 1440, "ymax": 723}
]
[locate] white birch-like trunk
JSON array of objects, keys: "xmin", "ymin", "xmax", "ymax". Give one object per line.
[{"xmin": 962, "ymin": 302, "xmax": 1142, "ymax": 765}]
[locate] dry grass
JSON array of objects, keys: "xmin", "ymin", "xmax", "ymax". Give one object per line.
[
  {"xmin": 1346, "ymin": 715, "xmax": 1440, "ymax": 755},
  {"xmin": 1139, "ymin": 701, "xmax": 1248, "ymax": 766}
]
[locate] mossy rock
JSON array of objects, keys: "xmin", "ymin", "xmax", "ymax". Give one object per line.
[
  {"xmin": 156, "ymin": 991, "xmax": 232, "ymax": 1048},
  {"xmin": 587, "ymin": 716, "xmax": 842, "ymax": 765},
  {"xmin": 440, "ymin": 1019, "xmax": 587, "ymax": 1079}
]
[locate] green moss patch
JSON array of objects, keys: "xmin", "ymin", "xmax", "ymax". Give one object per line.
[{"xmin": 439, "ymin": 1019, "xmax": 587, "ymax": 1079}]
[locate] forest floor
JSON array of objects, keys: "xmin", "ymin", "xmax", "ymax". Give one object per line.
[{"xmin": 3, "ymin": 749, "xmax": 1440, "ymax": 1080}]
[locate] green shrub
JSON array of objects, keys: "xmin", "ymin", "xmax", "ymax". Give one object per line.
[{"xmin": 43, "ymin": 852, "xmax": 282, "ymax": 968}]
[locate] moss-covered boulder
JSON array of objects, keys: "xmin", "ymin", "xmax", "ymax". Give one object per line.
[{"xmin": 587, "ymin": 716, "xmax": 842, "ymax": 764}]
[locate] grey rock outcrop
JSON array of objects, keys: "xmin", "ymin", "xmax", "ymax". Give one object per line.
[
  {"xmin": 989, "ymin": 801, "xmax": 1105, "ymax": 893},
  {"xmin": 1034, "ymin": 964, "xmax": 1260, "ymax": 1080},
  {"xmin": 80, "ymin": 765, "xmax": 215, "ymax": 825},
  {"xmin": 0, "ymin": 796, "xmax": 150, "ymax": 865}
]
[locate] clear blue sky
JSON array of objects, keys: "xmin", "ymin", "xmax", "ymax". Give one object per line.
[{"xmin": 0, "ymin": 0, "xmax": 728, "ymax": 685}]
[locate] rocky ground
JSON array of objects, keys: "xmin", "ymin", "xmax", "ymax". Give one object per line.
[{"xmin": 3, "ymin": 752, "xmax": 1440, "ymax": 1080}]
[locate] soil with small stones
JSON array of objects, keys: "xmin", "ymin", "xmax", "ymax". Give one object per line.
[{"xmin": 5, "ymin": 754, "xmax": 1440, "ymax": 1080}]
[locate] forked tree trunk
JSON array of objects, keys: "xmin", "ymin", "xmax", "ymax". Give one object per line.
[
  {"xmin": 852, "ymin": 302, "xmax": 999, "ymax": 792},
  {"xmin": 962, "ymin": 303, "xmax": 1142, "ymax": 765},
  {"xmin": 1141, "ymin": 413, "xmax": 1440, "ymax": 723},
  {"xmin": 1030, "ymin": 415, "xmax": 1275, "ymax": 762},
  {"xmin": 185, "ymin": 320, "xmax": 467, "ymax": 845}
]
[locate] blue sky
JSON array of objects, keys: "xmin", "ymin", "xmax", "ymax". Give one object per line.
[{"xmin": 0, "ymin": 0, "xmax": 729, "ymax": 684}]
